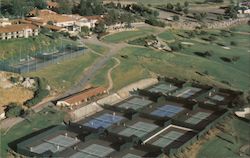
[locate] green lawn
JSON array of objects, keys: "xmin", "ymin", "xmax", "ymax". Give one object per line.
[
  {"xmin": 111, "ymin": 46, "xmax": 228, "ymax": 91},
  {"xmin": 85, "ymin": 43, "xmax": 109, "ymax": 54},
  {"xmin": 158, "ymin": 31, "xmax": 176, "ymax": 41},
  {"xmin": 197, "ymin": 117, "xmax": 250, "ymax": 158},
  {"xmin": 103, "ymin": 27, "xmax": 157, "ymax": 43},
  {"xmin": 231, "ymin": 24, "xmax": 250, "ymax": 33},
  {"xmin": 26, "ymin": 52, "xmax": 99, "ymax": 92},
  {"xmin": 174, "ymin": 30, "xmax": 250, "ymax": 90},
  {"xmin": 0, "ymin": 107, "xmax": 65, "ymax": 158},
  {"xmin": 91, "ymin": 59, "xmax": 115, "ymax": 87}
]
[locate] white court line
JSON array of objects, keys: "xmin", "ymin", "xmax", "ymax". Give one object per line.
[
  {"xmin": 176, "ymin": 89, "xmax": 192, "ymax": 97},
  {"xmin": 142, "ymin": 125, "xmax": 193, "ymax": 144}
]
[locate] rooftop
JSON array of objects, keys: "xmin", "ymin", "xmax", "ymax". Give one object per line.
[
  {"xmin": 60, "ymin": 87, "xmax": 106, "ymax": 105},
  {"xmin": 0, "ymin": 24, "xmax": 38, "ymax": 33}
]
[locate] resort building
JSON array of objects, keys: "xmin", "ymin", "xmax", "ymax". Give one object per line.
[
  {"xmin": 0, "ymin": 18, "xmax": 12, "ymax": 27},
  {"xmin": 27, "ymin": 9, "xmax": 103, "ymax": 33}
]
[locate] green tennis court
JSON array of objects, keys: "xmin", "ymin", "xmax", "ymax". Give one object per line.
[{"xmin": 185, "ymin": 112, "xmax": 211, "ymax": 125}]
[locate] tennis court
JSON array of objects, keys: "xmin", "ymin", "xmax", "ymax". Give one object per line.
[
  {"xmin": 31, "ymin": 135, "xmax": 80, "ymax": 154},
  {"xmin": 152, "ymin": 131, "xmax": 185, "ymax": 148},
  {"xmin": 118, "ymin": 97, "xmax": 153, "ymax": 110},
  {"xmin": 122, "ymin": 153, "xmax": 141, "ymax": 158},
  {"xmin": 185, "ymin": 112, "xmax": 211, "ymax": 125},
  {"xmin": 70, "ymin": 144, "xmax": 114, "ymax": 158},
  {"xmin": 151, "ymin": 104, "xmax": 184, "ymax": 118},
  {"xmin": 210, "ymin": 95, "xmax": 225, "ymax": 101},
  {"xmin": 119, "ymin": 122, "xmax": 159, "ymax": 138},
  {"xmin": 84, "ymin": 113, "xmax": 124, "ymax": 129},
  {"xmin": 149, "ymin": 83, "xmax": 178, "ymax": 94},
  {"xmin": 173, "ymin": 87, "xmax": 201, "ymax": 98}
]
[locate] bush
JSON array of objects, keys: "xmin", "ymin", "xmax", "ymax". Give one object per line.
[
  {"xmin": 230, "ymin": 41, "xmax": 237, "ymax": 46},
  {"xmin": 220, "ymin": 57, "xmax": 232, "ymax": 63},
  {"xmin": 194, "ymin": 51, "xmax": 212, "ymax": 58},
  {"xmin": 5, "ymin": 103, "xmax": 24, "ymax": 118},
  {"xmin": 145, "ymin": 18, "xmax": 165, "ymax": 27},
  {"xmin": 9, "ymin": 76, "xmax": 19, "ymax": 83},
  {"xmin": 25, "ymin": 78, "xmax": 49, "ymax": 107},
  {"xmin": 173, "ymin": 15, "xmax": 180, "ymax": 21},
  {"xmin": 169, "ymin": 42, "xmax": 182, "ymax": 51},
  {"xmin": 128, "ymin": 35, "xmax": 157, "ymax": 46}
]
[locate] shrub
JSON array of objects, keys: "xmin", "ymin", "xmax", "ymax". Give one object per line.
[
  {"xmin": 5, "ymin": 103, "xmax": 24, "ymax": 118},
  {"xmin": 9, "ymin": 76, "xmax": 19, "ymax": 83},
  {"xmin": 230, "ymin": 41, "xmax": 237, "ymax": 46},
  {"xmin": 169, "ymin": 42, "xmax": 182, "ymax": 51},
  {"xmin": 25, "ymin": 78, "xmax": 49, "ymax": 107},
  {"xmin": 173, "ymin": 15, "xmax": 180, "ymax": 21},
  {"xmin": 220, "ymin": 57, "xmax": 232, "ymax": 63},
  {"xmin": 194, "ymin": 51, "xmax": 212, "ymax": 58},
  {"xmin": 232, "ymin": 56, "xmax": 240, "ymax": 62},
  {"xmin": 145, "ymin": 18, "xmax": 165, "ymax": 27}
]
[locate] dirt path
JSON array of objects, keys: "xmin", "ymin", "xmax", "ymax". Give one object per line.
[{"xmin": 107, "ymin": 57, "xmax": 121, "ymax": 92}]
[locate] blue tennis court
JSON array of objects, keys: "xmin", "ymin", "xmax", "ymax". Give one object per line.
[
  {"xmin": 84, "ymin": 113, "xmax": 124, "ymax": 129},
  {"xmin": 151, "ymin": 105, "xmax": 184, "ymax": 117}
]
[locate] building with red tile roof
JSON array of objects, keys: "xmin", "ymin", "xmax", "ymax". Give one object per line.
[{"xmin": 57, "ymin": 87, "xmax": 107, "ymax": 107}]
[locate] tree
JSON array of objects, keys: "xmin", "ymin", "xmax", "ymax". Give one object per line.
[
  {"xmin": 76, "ymin": 0, "xmax": 104, "ymax": 16},
  {"xmin": 217, "ymin": 15, "xmax": 224, "ymax": 20},
  {"xmin": 80, "ymin": 26, "xmax": 90, "ymax": 36},
  {"xmin": 175, "ymin": 2, "xmax": 182, "ymax": 12},
  {"xmin": 225, "ymin": 5, "xmax": 238, "ymax": 19},
  {"xmin": 184, "ymin": 1, "xmax": 189, "ymax": 7},
  {"xmin": 94, "ymin": 21, "xmax": 106, "ymax": 34},
  {"xmin": 173, "ymin": 15, "xmax": 180, "ymax": 21},
  {"xmin": 166, "ymin": 3, "xmax": 174, "ymax": 10},
  {"xmin": 11, "ymin": 0, "xmax": 33, "ymax": 17},
  {"xmin": 117, "ymin": 3, "xmax": 122, "ymax": 9},
  {"xmin": 33, "ymin": 0, "xmax": 47, "ymax": 9},
  {"xmin": 5, "ymin": 103, "xmax": 23, "ymax": 118},
  {"xmin": 57, "ymin": 0, "xmax": 72, "ymax": 14},
  {"xmin": 183, "ymin": 8, "xmax": 189, "ymax": 15}
]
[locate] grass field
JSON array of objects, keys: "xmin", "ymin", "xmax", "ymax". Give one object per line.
[
  {"xmin": 111, "ymin": 46, "xmax": 229, "ymax": 91},
  {"xmin": 103, "ymin": 27, "xmax": 157, "ymax": 43},
  {"xmin": 91, "ymin": 59, "xmax": 115, "ymax": 87},
  {"xmin": 85, "ymin": 43, "xmax": 109, "ymax": 54},
  {"xmin": 145, "ymin": 27, "xmax": 250, "ymax": 91},
  {"xmin": 158, "ymin": 31, "xmax": 176, "ymax": 41},
  {"xmin": 197, "ymin": 117, "xmax": 250, "ymax": 158},
  {"xmin": 0, "ymin": 107, "xmax": 65, "ymax": 158},
  {"xmin": 26, "ymin": 52, "xmax": 99, "ymax": 92}
]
